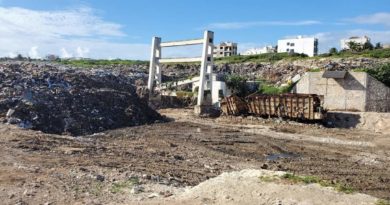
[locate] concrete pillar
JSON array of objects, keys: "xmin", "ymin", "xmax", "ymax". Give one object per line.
[
  {"xmin": 147, "ymin": 37, "xmax": 161, "ymax": 91},
  {"xmin": 197, "ymin": 30, "xmax": 214, "ymax": 106}
]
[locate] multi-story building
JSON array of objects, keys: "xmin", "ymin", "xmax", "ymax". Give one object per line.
[
  {"xmin": 340, "ymin": 36, "xmax": 371, "ymax": 50},
  {"xmin": 277, "ymin": 36, "xmax": 318, "ymax": 57},
  {"xmin": 214, "ymin": 42, "xmax": 238, "ymax": 57},
  {"xmin": 242, "ymin": 46, "xmax": 276, "ymax": 56}
]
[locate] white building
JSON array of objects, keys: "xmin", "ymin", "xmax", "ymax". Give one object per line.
[
  {"xmin": 277, "ymin": 36, "xmax": 318, "ymax": 57},
  {"xmin": 340, "ymin": 36, "xmax": 370, "ymax": 50},
  {"xmin": 242, "ymin": 46, "xmax": 276, "ymax": 56},
  {"xmin": 214, "ymin": 42, "xmax": 238, "ymax": 57}
]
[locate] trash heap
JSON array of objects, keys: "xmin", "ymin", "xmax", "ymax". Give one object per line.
[{"xmin": 0, "ymin": 62, "xmax": 162, "ymax": 136}]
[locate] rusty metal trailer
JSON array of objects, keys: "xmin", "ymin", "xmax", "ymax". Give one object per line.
[{"xmin": 221, "ymin": 93, "xmax": 326, "ymax": 120}]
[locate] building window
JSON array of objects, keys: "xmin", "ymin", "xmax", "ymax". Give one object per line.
[
  {"xmin": 290, "ymin": 43, "xmax": 295, "ymax": 46},
  {"xmin": 287, "ymin": 42, "xmax": 290, "ymax": 46},
  {"xmin": 286, "ymin": 48, "xmax": 289, "ymax": 52},
  {"xmin": 290, "ymin": 49, "xmax": 294, "ymax": 53}
]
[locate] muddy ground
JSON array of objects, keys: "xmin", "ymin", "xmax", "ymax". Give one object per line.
[{"xmin": 0, "ymin": 108, "xmax": 390, "ymax": 204}]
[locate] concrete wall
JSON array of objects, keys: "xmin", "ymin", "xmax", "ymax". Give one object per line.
[
  {"xmin": 365, "ymin": 75, "xmax": 390, "ymax": 112},
  {"xmin": 295, "ymin": 72, "xmax": 368, "ymax": 111}
]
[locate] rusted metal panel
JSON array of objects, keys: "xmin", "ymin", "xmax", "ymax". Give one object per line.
[
  {"xmin": 220, "ymin": 95, "xmax": 248, "ymax": 116},
  {"xmin": 246, "ymin": 93, "xmax": 325, "ymax": 120},
  {"xmin": 221, "ymin": 93, "xmax": 326, "ymax": 120}
]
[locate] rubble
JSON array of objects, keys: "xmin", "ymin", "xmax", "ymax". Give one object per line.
[{"xmin": 0, "ymin": 62, "xmax": 162, "ymax": 136}]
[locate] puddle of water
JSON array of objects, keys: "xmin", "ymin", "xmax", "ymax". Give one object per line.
[{"xmin": 266, "ymin": 153, "xmax": 300, "ymax": 161}]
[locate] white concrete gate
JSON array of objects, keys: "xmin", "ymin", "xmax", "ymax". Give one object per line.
[{"xmin": 147, "ymin": 30, "xmax": 216, "ymax": 106}]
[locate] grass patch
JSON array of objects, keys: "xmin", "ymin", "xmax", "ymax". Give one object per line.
[
  {"xmin": 214, "ymin": 48, "xmax": 390, "ymax": 64},
  {"xmin": 90, "ymin": 181, "xmax": 104, "ymax": 196},
  {"xmin": 60, "ymin": 59, "xmax": 149, "ymax": 68},
  {"xmin": 308, "ymin": 68, "xmax": 322, "ymax": 72},
  {"xmin": 376, "ymin": 200, "xmax": 390, "ymax": 205},
  {"xmin": 280, "ymin": 173, "xmax": 355, "ymax": 194},
  {"xmin": 259, "ymin": 82, "xmax": 294, "ymax": 95},
  {"xmin": 110, "ymin": 177, "xmax": 139, "ymax": 194},
  {"xmin": 214, "ymin": 53, "xmax": 307, "ymax": 64}
]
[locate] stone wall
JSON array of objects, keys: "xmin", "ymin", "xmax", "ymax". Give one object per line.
[{"xmin": 366, "ymin": 75, "xmax": 390, "ymax": 112}]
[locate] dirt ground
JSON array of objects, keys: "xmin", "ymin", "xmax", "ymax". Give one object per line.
[{"xmin": 1, "ymin": 108, "xmax": 390, "ymax": 204}]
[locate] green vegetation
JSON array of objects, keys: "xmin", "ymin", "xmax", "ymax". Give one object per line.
[
  {"xmin": 260, "ymin": 173, "xmax": 355, "ymax": 194},
  {"xmin": 90, "ymin": 181, "xmax": 104, "ymax": 196},
  {"xmin": 214, "ymin": 52, "xmax": 308, "ymax": 64},
  {"xmin": 258, "ymin": 81, "xmax": 294, "ymax": 95},
  {"xmin": 52, "ymin": 48, "xmax": 390, "ymax": 67},
  {"xmin": 308, "ymin": 68, "xmax": 321, "ymax": 72},
  {"xmin": 365, "ymin": 63, "xmax": 390, "ymax": 87},
  {"xmin": 353, "ymin": 63, "xmax": 390, "ymax": 87},
  {"xmin": 281, "ymin": 173, "xmax": 355, "ymax": 194},
  {"xmin": 60, "ymin": 59, "xmax": 149, "ymax": 67},
  {"xmin": 110, "ymin": 177, "xmax": 139, "ymax": 194},
  {"xmin": 376, "ymin": 199, "xmax": 390, "ymax": 205},
  {"xmin": 224, "ymin": 74, "xmax": 249, "ymax": 97}
]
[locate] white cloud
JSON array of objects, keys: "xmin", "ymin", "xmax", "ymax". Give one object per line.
[
  {"xmin": 60, "ymin": 48, "xmax": 73, "ymax": 59},
  {"xmin": 0, "ymin": 6, "xmax": 150, "ymax": 59},
  {"xmin": 76, "ymin": 47, "xmax": 90, "ymax": 58},
  {"xmin": 347, "ymin": 12, "xmax": 390, "ymax": 27},
  {"xmin": 205, "ymin": 20, "xmax": 321, "ymax": 30},
  {"xmin": 28, "ymin": 46, "xmax": 40, "ymax": 59}
]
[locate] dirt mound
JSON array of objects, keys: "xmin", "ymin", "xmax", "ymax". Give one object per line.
[{"xmin": 0, "ymin": 62, "xmax": 162, "ymax": 136}]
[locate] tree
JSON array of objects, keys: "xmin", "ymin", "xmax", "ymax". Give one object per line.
[
  {"xmin": 347, "ymin": 41, "xmax": 362, "ymax": 52},
  {"xmin": 224, "ymin": 75, "xmax": 248, "ymax": 97},
  {"xmin": 16, "ymin": 54, "xmax": 24, "ymax": 60},
  {"xmin": 375, "ymin": 42, "xmax": 382, "ymax": 49},
  {"xmin": 363, "ymin": 42, "xmax": 374, "ymax": 50},
  {"xmin": 329, "ymin": 47, "xmax": 338, "ymax": 55}
]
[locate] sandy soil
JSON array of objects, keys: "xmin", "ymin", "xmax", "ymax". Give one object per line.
[{"xmin": 0, "ymin": 108, "xmax": 390, "ymax": 204}]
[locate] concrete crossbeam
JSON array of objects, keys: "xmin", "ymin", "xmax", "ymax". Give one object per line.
[
  {"xmin": 159, "ymin": 57, "xmax": 202, "ymax": 63},
  {"xmin": 160, "ymin": 39, "xmax": 204, "ymax": 47}
]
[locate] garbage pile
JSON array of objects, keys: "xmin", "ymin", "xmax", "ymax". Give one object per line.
[{"xmin": 0, "ymin": 62, "xmax": 162, "ymax": 136}]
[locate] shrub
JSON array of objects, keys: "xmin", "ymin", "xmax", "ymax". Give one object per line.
[
  {"xmin": 365, "ymin": 63, "xmax": 390, "ymax": 87},
  {"xmin": 225, "ymin": 75, "xmax": 248, "ymax": 97},
  {"xmin": 259, "ymin": 82, "xmax": 294, "ymax": 95}
]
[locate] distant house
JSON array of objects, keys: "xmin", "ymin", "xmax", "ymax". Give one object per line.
[
  {"xmin": 242, "ymin": 46, "xmax": 276, "ymax": 56},
  {"xmin": 277, "ymin": 36, "xmax": 318, "ymax": 57},
  {"xmin": 340, "ymin": 36, "xmax": 371, "ymax": 50},
  {"xmin": 294, "ymin": 71, "xmax": 390, "ymax": 112},
  {"xmin": 214, "ymin": 42, "xmax": 238, "ymax": 57}
]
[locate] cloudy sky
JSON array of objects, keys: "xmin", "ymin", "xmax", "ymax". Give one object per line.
[{"xmin": 0, "ymin": 0, "xmax": 389, "ymax": 59}]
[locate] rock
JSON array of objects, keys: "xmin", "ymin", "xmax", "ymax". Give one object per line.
[
  {"xmin": 147, "ymin": 193, "xmax": 159, "ymax": 198},
  {"xmin": 96, "ymin": 175, "xmax": 105, "ymax": 182},
  {"xmin": 173, "ymin": 155, "xmax": 184, "ymax": 160},
  {"xmin": 261, "ymin": 164, "xmax": 269, "ymax": 169},
  {"xmin": 130, "ymin": 185, "xmax": 144, "ymax": 194},
  {"xmin": 6, "ymin": 109, "xmax": 15, "ymax": 117}
]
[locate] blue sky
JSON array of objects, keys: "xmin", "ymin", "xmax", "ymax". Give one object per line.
[{"xmin": 0, "ymin": 0, "xmax": 389, "ymax": 59}]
